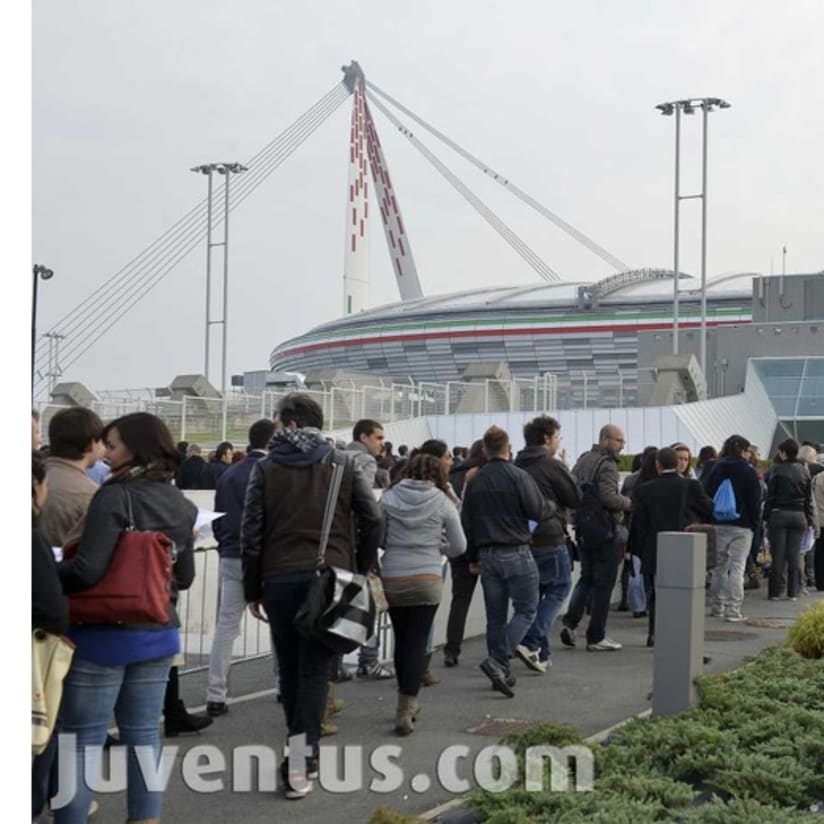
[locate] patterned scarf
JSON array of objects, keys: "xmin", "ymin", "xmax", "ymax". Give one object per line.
[{"xmin": 271, "ymin": 426, "xmax": 328, "ymax": 453}]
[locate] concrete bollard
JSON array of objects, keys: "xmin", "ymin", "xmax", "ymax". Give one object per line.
[{"xmin": 653, "ymin": 531, "xmax": 707, "ymax": 717}]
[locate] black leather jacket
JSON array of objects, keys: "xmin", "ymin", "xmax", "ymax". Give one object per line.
[
  {"xmin": 461, "ymin": 458, "xmax": 555, "ymax": 563},
  {"xmin": 57, "ymin": 476, "xmax": 197, "ymax": 628},
  {"xmin": 764, "ymin": 460, "xmax": 814, "ymax": 525}
]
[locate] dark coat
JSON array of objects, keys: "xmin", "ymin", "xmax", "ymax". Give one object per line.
[
  {"xmin": 702, "ymin": 457, "xmax": 762, "ymax": 530},
  {"xmin": 633, "ymin": 472, "xmax": 714, "ymax": 576},
  {"xmin": 241, "ymin": 444, "xmax": 383, "ymax": 602},
  {"xmin": 214, "ymin": 451, "xmax": 267, "ymax": 559},
  {"xmin": 32, "ymin": 519, "xmax": 69, "ymax": 635},
  {"xmin": 461, "ymin": 458, "xmax": 555, "ymax": 563},
  {"xmin": 513, "ymin": 446, "xmax": 582, "ymax": 546},
  {"xmin": 178, "ymin": 455, "xmax": 215, "ymax": 490},
  {"xmin": 57, "ymin": 476, "xmax": 197, "ymax": 629}
]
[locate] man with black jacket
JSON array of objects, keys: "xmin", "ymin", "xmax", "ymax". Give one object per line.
[
  {"xmin": 461, "ymin": 426, "xmax": 554, "ymax": 697},
  {"xmin": 513, "ymin": 416, "xmax": 581, "ymax": 672},
  {"xmin": 633, "ymin": 447, "xmax": 714, "ymax": 646},
  {"xmin": 241, "ymin": 394, "xmax": 382, "ymax": 798},
  {"xmin": 206, "ymin": 418, "xmax": 276, "ymax": 718},
  {"xmin": 561, "ymin": 424, "xmax": 632, "ymax": 651}
]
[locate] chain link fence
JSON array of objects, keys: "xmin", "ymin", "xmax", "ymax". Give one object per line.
[{"xmin": 36, "ymin": 372, "xmax": 570, "ymax": 446}]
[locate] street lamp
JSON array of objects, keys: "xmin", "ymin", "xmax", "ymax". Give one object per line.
[
  {"xmin": 32, "ymin": 264, "xmax": 54, "ymax": 392},
  {"xmin": 191, "ymin": 162, "xmax": 248, "ymax": 439},
  {"xmin": 656, "ymin": 97, "xmax": 730, "ymax": 380}
]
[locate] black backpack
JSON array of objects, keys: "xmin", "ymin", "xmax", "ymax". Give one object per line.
[{"xmin": 574, "ymin": 456, "xmax": 614, "ymax": 547}]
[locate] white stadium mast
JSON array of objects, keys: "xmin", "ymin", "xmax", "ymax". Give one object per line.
[{"xmin": 342, "ymin": 61, "xmax": 423, "ymax": 315}]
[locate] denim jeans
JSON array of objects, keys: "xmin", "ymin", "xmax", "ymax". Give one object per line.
[
  {"xmin": 710, "ymin": 525, "xmax": 753, "ymax": 616},
  {"xmin": 767, "ymin": 510, "xmax": 807, "ymax": 598},
  {"xmin": 52, "ymin": 655, "xmax": 173, "ymax": 824},
  {"xmin": 207, "ymin": 557, "xmax": 246, "ymax": 703},
  {"xmin": 562, "ymin": 538, "xmax": 620, "ymax": 645},
  {"xmin": 626, "ymin": 555, "xmax": 647, "ymax": 613},
  {"xmin": 263, "ymin": 572, "xmax": 337, "ymax": 752},
  {"xmin": 521, "ymin": 545, "xmax": 572, "ymax": 661},
  {"xmin": 479, "ymin": 546, "xmax": 539, "ymax": 676}
]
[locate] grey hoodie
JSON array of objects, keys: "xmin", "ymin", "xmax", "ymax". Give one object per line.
[{"xmin": 379, "ymin": 480, "xmax": 466, "ymax": 579}]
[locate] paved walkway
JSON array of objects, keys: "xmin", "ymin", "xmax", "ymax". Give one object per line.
[{"xmin": 86, "ymin": 588, "xmax": 821, "ymax": 823}]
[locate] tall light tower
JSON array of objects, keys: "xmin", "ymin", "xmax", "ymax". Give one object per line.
[
  {"xmin": 656, "ymin": 97, "xmax": 730, "ymax": 380},
  {"xmin": 191, "ymin": 162, "xmax": 247, "ymax": 439}
]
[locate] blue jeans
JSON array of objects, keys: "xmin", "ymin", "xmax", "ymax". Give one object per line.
[
  {"xmin": 479, "ymin": 546, "xmax": 539, "ymax": 676},
  {"xmin": 521, "ymin": 545, "xmax": 572, "ymax": 661},
  {"xmin": 52, "ymin": 655, "xmax": 173, "ymax": 824}
]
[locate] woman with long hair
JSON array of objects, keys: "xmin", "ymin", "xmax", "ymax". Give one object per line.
[
  {"xmin": 55, "ymin": 413, "xmax": 197, "ymax": 824},
  {"xmin": 379, "ymin": 454, "xmax": 466, "ymax": 735},
  {"xmin": 764, "ymin": 438, "xmax": 815, "ymax": 600},
  {"xmin": 695, "ymin": 445, "xmax": 718, "ymax": 481}
]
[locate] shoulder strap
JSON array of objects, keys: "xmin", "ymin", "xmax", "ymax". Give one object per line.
[
  {"xmin": 121, "ymin": 485, "xmax": 136, "ymax": 531},
  {"xmin": 317, "ymin": 451, "xmax": 347, "ymax": 567},
  {"xmin": 588, "ymin": 455, "xmax": 611, "ymax": 486}
]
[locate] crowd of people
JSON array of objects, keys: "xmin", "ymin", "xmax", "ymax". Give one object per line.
[{"xmin": 31, "ymin": 398, "xmax": 824, "ymax": 811}]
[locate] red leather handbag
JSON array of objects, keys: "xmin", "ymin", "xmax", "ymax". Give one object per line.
[{"xmin": 64, "ymin": 487, "xmax": 175, "ymax": 625}]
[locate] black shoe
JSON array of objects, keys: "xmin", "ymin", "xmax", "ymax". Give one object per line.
[
  {"xmin": 646, "ymin": 635, "xmax": 654, "ymax": 648},
  {"xmin": 560, "ymin": 626, "xmax": 576, "ymax": 648},
  {"xmin": 444, "ymin": 653, "xmax": 459, "ymax": 668},
  {"xmin": 633, "ymin": 611, "xmax": 648, "ymax": 618},
  {"xmin": 479, "ymin": 658, "xmax": 515, "ymax": 698},
  {"xmin": 164, "ymin": 711, "xmax": 213, "ymax": 737},
  {"xmin": 616, "ymin": 600, "xmax": 630, "ymax": 612},
  {"xmin": 703, "ymin": 655, "xmax": 712, "ymax": 665},
  {"xmin": 206, "ymin": 701, "xmax": 229, "ymax": 718}
]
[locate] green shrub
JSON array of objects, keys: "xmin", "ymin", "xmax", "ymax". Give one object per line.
[
  {"xmin": 681, "ymin": 795, "xmax": 812, "ymax": 823},
  {"xmin": 787, "ymin": 600, "xmax": 824, "ymax": 659}
]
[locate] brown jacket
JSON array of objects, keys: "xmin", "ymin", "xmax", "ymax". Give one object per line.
[
  {"xmin": 39, "ymin": 457, "xmax": 98, "ymax": 547},
  {"xmin": 241, "ymin": 445, "xmax": 383, "ymax": 602}
]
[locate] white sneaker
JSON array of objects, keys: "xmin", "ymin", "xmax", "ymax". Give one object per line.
[
  {"xmin": 586, "ymin": 637, "xmax": 623, "ymax": 651},
  {"xmin": 514, "ymin": 645, "xmax": 548, "ymax": 673},
  {"xmin": 725, "ymin": 613, "xmax": 748, "ymax": 623},
  {"xmin": 710, "ymin": 608, "xmax": 725, "ymax": 618}
]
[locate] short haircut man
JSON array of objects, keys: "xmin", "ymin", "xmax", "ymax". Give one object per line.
[
  {"xmin": 241, "ymin": 401, "xmax": 382, "ymax": 787},
  {"xmin": 40, "ymin": 407, "xmax": 104, "ymax": 547},
  {"xmin": 206, "ymin": 417, "xmax": 276, "ymax": 715},
  {"xmin": 279, "ymin": 394, "xmax": 324, "ymax": 430},
  {"xmin": 656, "ymin": 447, "xmax": 679, "ymax": 472},
  {"xmin": 524, "ymin": 416, "xmax": 560, "ymax": 447},
  {"xmin": 398, "ymin": 445, "xmax": 408, "ymax": 457},
  {"xmin": 48, "ymin": 407, "xmax": 103, "ymax": 461},
  {"xmin": 462, "ymin": 424, "xmax": 553, "ymax": 695}
]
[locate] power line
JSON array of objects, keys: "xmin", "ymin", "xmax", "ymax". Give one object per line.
[
  {"xmin": 34, "ymin": 82, "xmax": 351, "ymax": 391},
  {"xmin": 34, "ymin": 82, "xmax": 349, "ymax": 376}
]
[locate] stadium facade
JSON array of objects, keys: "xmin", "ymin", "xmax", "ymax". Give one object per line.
[{"xmin": 269, "ymin": 269, "xmax": 755, "ymax": 408}]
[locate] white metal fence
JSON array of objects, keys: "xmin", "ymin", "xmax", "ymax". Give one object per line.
[{"xmin": 37, "ymin": 374, "xmax": 560, "ymax": 446}]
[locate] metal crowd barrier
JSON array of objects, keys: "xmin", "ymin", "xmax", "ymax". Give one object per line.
[{"xmin": 177, "ymin": 546, "xmax": 395, "ymax": 677}]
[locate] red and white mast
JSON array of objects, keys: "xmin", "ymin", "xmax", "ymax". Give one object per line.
[{"xmin": 341, "ymin": 61, "xmax": 422, "ymax": 315}]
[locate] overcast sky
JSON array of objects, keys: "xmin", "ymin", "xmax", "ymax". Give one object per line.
[{"xmin": 31, "ymin": 0, "xmax": 823, "ymax": 395}]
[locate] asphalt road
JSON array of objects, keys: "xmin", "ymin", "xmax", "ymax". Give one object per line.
[{"xmin": 78, "ymin": 587, "xmax": 822, "ymax": 823}]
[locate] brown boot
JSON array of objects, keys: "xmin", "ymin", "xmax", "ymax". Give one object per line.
[
  {"xmin": 321, "ymin": 682, "xmax": 340, "ymax": 736},
  {"xmin": 326, "ymin": 681, "xmax": 345, "ymax": 715},
  {"xmin": 421, "ymin": 654, "xmax": 440, "ymax": 687},
  {"xmin": 394, "ymin": 694, "xmax": 418, "ymax": 736}
]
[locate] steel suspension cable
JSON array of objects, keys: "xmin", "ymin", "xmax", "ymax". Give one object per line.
[
  {"xmin": 34, "ymin": 83, "xmax": 351, "ymax": 388},
  {"xmin": 367, "ymin": 81, "xmax": 629, "ymax": 272},
  {"xmin": 34, "ymin": 82, "xmax": 349, "ymax": 371},
  {"xmin": 367, "ymin": 94, "xmax": 560, "ymax": 282}
]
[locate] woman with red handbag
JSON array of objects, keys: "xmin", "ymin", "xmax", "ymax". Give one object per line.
[{"xmin": 54, "ymin": 413, "xmax": 196, "ymax": 824}]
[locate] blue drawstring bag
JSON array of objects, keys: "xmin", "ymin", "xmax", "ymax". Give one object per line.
[{"xmin": 713, "ymin": 478, "xmax": 739, "ymax": 522}]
